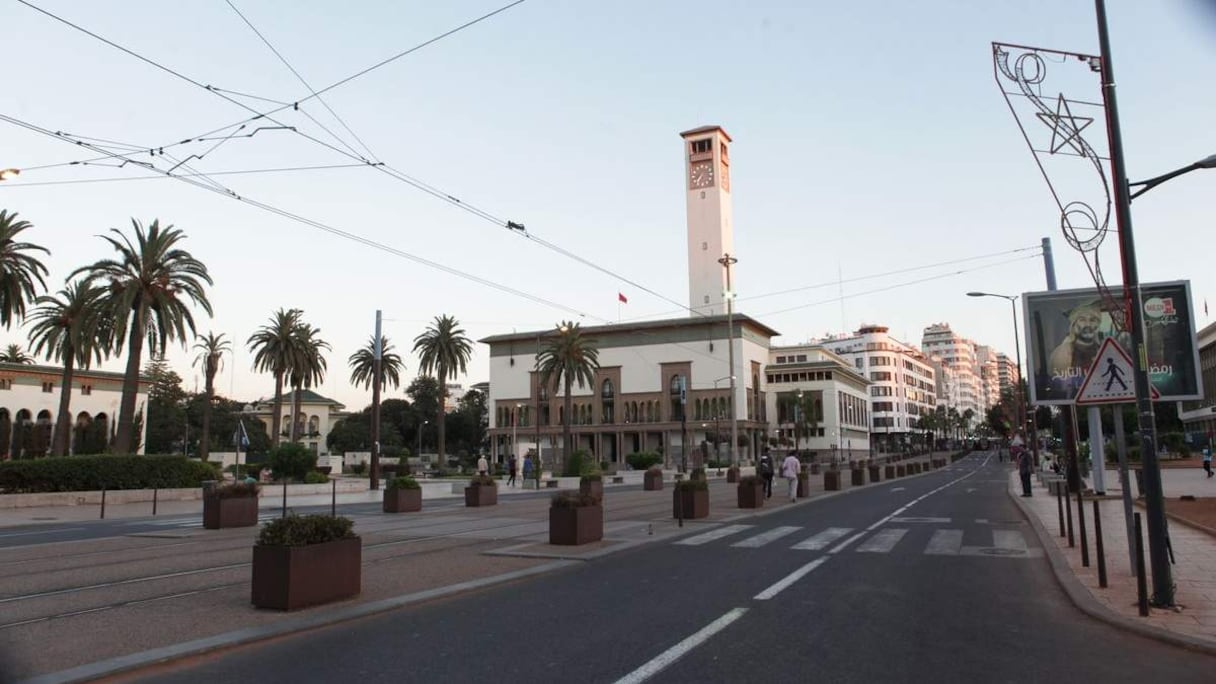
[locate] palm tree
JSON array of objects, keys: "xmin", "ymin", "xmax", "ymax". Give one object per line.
[
  {"xmin": 286, "ymin": 319, "xmax": 329, "ymax": 443},
  {"xmin": 192, "ymin": 332, "xmax": 230, "ymax": 460},
  {"xmin": 0, "ymin": 343, "xmax": 34, "ymax": 363},
  {"xmin": 73, "ymin": 219, "xmax": 213, "ymax": 454},
  {"xmin": 248, "ymin": 308, "xmax": 302, "ymax": 446},
  {"xmin": 0, "ymin": 210, "xmax": 50, "ymax": 329},
  {"xmin": 348, "ymin": 335, "xmax": 404, "ymax": 392},
  {"xmin": 536, "ymin": 321, "xmax": 600, "ymax": 465},
  {"xmin": 412, "ymin": 315, "xmax": 473, "ymax": 463},
  {"xmin": 26, "ymin": 281, "xmax": 110, "ymax": 455}
]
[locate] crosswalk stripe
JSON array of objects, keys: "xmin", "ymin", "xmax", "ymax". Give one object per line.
[
  {"xmin": 791, "ymin": 527, "xmax": 853, "ymax": 551},
  {"xmin": 856, "ymin": 528, "xmax": 907, "ymax": 553},
  {"xmin": 925, "ymin": 529, "xmax": 963, "ymax": 555},
  {"xmin": 993, "ymin": 530, "xmax": 1028, "ymax": 553},
  {"xmin": 732, "ymin": 526, "xmax": 801, "ymax": 548},
  {"xmin": 675, "ymin": 524, "xmax": 753, "ymax": 546}
]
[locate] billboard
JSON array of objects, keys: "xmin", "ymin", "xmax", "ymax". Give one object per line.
[{"xmin": 1023, "ymin": 280, "xmax": 1202, "ymax": 405}]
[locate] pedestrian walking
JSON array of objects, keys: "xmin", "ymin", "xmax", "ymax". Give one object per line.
[
  {"xmin": 1017, "ymin": 446, "xmax": 1033, "ymax": 497},
  {"xmin": 1202, "ymin": 447, "xmax": 1212, "ymax": 478},
  {"xmin": 477, "ymin": 454, "xmax": 489, "ymax": 476},
  {"xmin": 782, "ymin": 451, "xmax": 801, "ymax": 503},
  {"xmin": 758, "ymin": 453, "xmax": 775, "ymax": 499},
  {"xmin": 522, "ymin": 455, "xmax": 534, "ymax": 483},
  {"xmin": 508, "ymin": 457, "xmax": 518, "ymax": 486}
]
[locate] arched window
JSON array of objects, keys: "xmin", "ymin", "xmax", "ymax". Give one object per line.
[
  {"xmin": 559, "ymin": 406, "xmax": 566, "ymax": 426},
  {"xmin": 669, "ymin": 375, "xmax": 684, "ymax": 422},
  {"xmin": 308, "ymin": 415, "xmax": 320, "ymax": 437},
  {"xmin": 645, "ymin": 402, "xmax": 654, "ymax": 423},
  {"xmin": 601, "ymin": 379, "xmax": 615, "ymax": 424}
]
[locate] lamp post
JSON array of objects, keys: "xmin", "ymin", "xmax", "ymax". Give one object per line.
[
  {"xmin": 0, "ymin": 168, "xmax": 20, "ymax": 181},
  {"xmin": 718, "ymin": 253, "xmax": 740, "ymax": 465},
  {"xmin": 1096, "ymin": 0, "xmax": 1216, "ymax": 607},
  {"xmin": 967, "ymin": 292, "xmax": 1037, "ymax": 465},
  {"xmin": 417, "ymin": 419, "xmax": 428, "ymax": 464},
  {"xmin": 713, "ymin": 375, "xmax": 734, "ymax": 463},
  {"xmin": 513, "ymin": 403, "xmax": 521, "ymax": 467},
  {"xmin": 794, "ymin": 389, "xmax": 803, "ymax": 455}
]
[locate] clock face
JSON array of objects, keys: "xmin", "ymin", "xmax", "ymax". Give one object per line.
[{"xmin": 689, "ymin": 161, "xmax": 714, "ymax": 189}]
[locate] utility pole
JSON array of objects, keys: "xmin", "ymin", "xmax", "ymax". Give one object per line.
[
  {"xmin": 1094, "ymin": 0, "xmax": 1171, "ymax": 606},
  {"xmin": 370, "ymin": 310, "xmax": 382, "ymax": 491},
  {"xmin": 679, "ymin": 375, "xmax": 688, "ymax": 473},
  {"xmin": 719, "ymin": 253, "xmax": 740, "ymax": 466}
]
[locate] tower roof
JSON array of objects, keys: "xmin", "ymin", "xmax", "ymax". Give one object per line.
[{"xmin": 679, "ymin": 125, "xmax": 732, "ymax": 142}]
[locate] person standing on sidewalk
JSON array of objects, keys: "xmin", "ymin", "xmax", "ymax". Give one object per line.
[
  {"xmin": 782, "ymin": 451, "xmax": 801, "ymax": 503},
  {"xmin": 759, "ymin": 453, "xmax": 775, "ymax": 499},
  {"xmin": 477, "ymin": 454, "xmax": 489, "ymax": 476},
  {"xmin": 523, "ymin": 455, "xmax": 534, "ymax": 483},
  {"xmin": 1202, "ymin": 446, "xmax": 1212, "ymax": 478},
  {"xmin": 508, "ymin": 457, "xmax": 518, "ymax": 486},
  {"xmin": 1017, "ymin": 446, "xmax": 1033, "ymax": 496}
]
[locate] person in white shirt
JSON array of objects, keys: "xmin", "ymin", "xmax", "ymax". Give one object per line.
[
  {"xmin": 477, "ymin": 455, "xmax": 489, "ymax": 476},
  {"xmin": 782, "ymin": 452, "xmax": 801, "ymax": 503}
]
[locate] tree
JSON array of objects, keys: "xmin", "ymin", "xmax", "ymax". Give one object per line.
[
  {"xmin": 192, "ymin": 332, "xmax": 230, "ymax": 461},
  {"xmin": 348, "ymin": 335, "xmax": 404, "ymax": 392},
  {"xmin": 536, "ymin": 321, "xmax": 600, "ymax": 465},
  {"xmin": 412, "ymin": 315, "xmax": 473, "ymax": 464},
  {"xmin": 961, "ymin": 408, "xmax": 976, "ymax": 439},
  {"xmin": 0, "ymin": 343, "xmax": 34, "ymax": 364},
  {"xmin": 73, "ymin": 219, "xmax": 212, "ymax": 454},
  {"xmin": 143, "ymin": 356, "xmax": 187, "ymax": 455},
  {"xmin": 286, "ymin": 317, "xmax": 329, "ymax": 443},
  {"xmin": 248, "ymin": 308, "xmax": 302, "ymax": 447},
  {"xmin": 0, "ymin": 209, "xmax": 49, "ymax": 329},
  {"xmin": 792, "ymin": 391, "xmax": 820, "ymax": 450},
  {"xmin": 27, "ymin": 281, "xmax": 111, "ymax": 455}
]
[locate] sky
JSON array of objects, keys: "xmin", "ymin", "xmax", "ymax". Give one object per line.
[{"xmin": 2, "ymin": 0, "xmax": 1214, "ymax": 413}]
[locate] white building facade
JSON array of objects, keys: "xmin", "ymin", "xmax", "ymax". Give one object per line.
[
  {"xmin": 765, "ymin": 344, "xmax": 871, "ymax": 460},
  {"xmin": 922, "ymin": 323, "xmax": 984, "ymax": 419}
]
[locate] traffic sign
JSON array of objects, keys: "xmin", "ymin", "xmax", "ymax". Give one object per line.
[{"xmin": 1075, "ymin": 338, "xmax": 1161, "ymax": 405}]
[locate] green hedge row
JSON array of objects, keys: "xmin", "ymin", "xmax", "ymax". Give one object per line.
[{"xmin": 0, "ymin": 455, "xmax": 220, "ymax": 494}]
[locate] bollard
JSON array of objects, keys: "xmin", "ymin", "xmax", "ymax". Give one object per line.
[
  {"xmin": 1076, "ymin": 488, "xmax": 1089, "ymax": 568},
  {"xmin": 100, "ymin": 486, "xmax": 107, "ymax": 520},
  {"xmin": 1056, "ymin": 484, "xmax": 1065, "ymax": 538},
  {"xmin": 152, "ymin": 488, "xmax": 158, "ymax": 516},
  {"xmin": 1065, "ymin": 484, "xmax": 1075, "ymax": 548},
  {"xmin": 282, "ymin": 480, "xmax": 288, "ymax": 519},
  {"xmin": 1134, "ymin": 512, "xmax": 1149, "ymax": 617},
  {"xmin": 331, "ymin": 479, "xmax": 337, "ymax": 517},
  {"xmin": 1093, "ymin": 500, "xmax": 1107, "ymax": 588}
]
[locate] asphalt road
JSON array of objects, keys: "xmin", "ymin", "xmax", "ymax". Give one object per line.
[{"xmin": 131, "ymin": 452, "xmax": 1216, "ymax": 683}]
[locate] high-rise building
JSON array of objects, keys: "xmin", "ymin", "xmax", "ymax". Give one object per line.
[{"xmin": 921, "ymin": 323, "xmax": 983, "ymax": 421}]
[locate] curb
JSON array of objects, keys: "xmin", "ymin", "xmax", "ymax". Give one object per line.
[
  {"xmin": 1008, "ymin": 486, "xmax": 1216, "ymax": 657},
  {"xmin": 19, "ymin": 560, "xmax": 579, "ymax": 684}
]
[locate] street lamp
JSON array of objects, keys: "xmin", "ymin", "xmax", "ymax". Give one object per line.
[
  {"xmin": 513, "ymin": 403, "xmax": 522, "ymax": 467},
  {"xmin": 417, "ymin": 419, "xmax": 429, "ymax": 463},
  {"xmin": 967, "ymin": 291, "xmax": 1037, "ymax": 465},
  {"xmin": 0, "ymin": 168, "xmax": 19, "ymax": 181},
  {"xmin": 718, "ymin": 253, "xmax": 740, "ymax": 466},
  {"xmin": 794, "ymin": 389, "xmax": 804, "ymax": 455},
  {"xmin": 1128, "ymin": 153, "xmax": 1216, "ymax": 201}
]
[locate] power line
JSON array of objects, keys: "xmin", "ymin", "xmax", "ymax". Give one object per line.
[{"xmin": 0, "ymin": 163, "xmax": 368, "ymax": 187}]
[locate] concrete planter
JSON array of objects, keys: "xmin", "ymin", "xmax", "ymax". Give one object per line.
[
  {"xmin": 810, "ymin": 463, "xmax": 821, "ymax": 475},
  {"xmin": 726, "ymin": 466, "xmax": 740, "ymax": 483},
  {"xmin": 797, "ymin": 472, "xmax": 810, "ymax": 497},
  {"xmin": 549, "ymin": 504, "xmax": 603, "ymax": 545},
  {"xmin": 464, "ymin": 484, "xmax": 498, "ymax": 507},
  {"xmin": 672, "ymin": 488, "xmax": 709, "ymax": 519},
  {"xmin": 202, "ymin": 495, "xmax": 258, "ymax": 529},
  {"xmin": 382, "ymin": 488, "xmax": 422, "ymax": 513},
  {"xmin": 579, "ymin": 479, "xmax": 604, "ymax": 500},
  {"xmin": 868, "ymin": 465, "xmax": 881, "ymax": 483},
  {"xmin": 251, "ymin": 537, "xmax": 361, "ymax": 611},
  {"xmin": 884, "ymin": 465, "xmax": 896, "ymax": 480},
  {"xmin": 644, "ymin": 470, "xmax": 664, "ymax": 491},
  {"xmin": 737, "ymin": 481, "xmax": 765, "ymax": 509},
  {"xmin": 824, "ymin": 471, "xmax": 842, "ymax": 491},
  {"xmin": 851, "ymin": 468, "xmax": 866, "ymax": 486},
  {"xmin": 896, "ymin": 464, "xmax": 907, "ymax": 477}
]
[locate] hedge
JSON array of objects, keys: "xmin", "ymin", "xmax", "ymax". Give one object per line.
[{"xmin": 0, "ymin": 455, "xmax": 220, "ymax": 494}]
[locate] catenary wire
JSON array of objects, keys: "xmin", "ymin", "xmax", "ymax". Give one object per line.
[{"xmin": 0, "ymin": 163, "xmax": 369, "ymax": 187}]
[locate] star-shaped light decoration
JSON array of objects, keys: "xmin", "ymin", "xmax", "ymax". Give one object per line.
[{"xmin": 1035, "ymin": 93, "xmax": 1094, "ymax": 156}]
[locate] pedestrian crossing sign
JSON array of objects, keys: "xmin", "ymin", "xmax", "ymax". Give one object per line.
[{"xmin": 1075, "ymin": 338, "xmax": 1160, "ymax": 405}]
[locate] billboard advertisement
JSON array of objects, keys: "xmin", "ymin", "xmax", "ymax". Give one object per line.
[{"xmin": 1023, "ymin": 280, "xmax": 1201, "ymax": 405}]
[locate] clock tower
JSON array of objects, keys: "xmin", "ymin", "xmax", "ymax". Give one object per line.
[{"xmin": 681, "ymin": 125, "xmax": 734, "ymax": 317}]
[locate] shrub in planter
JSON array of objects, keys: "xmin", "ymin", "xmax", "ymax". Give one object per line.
[
  {"xmin": 737, "ymin": 474, "xmax": 764, "ymax": 509},
  {"xmin": 579, "ymin": 471, "xmax": 604, "ymax": 500},
  {"xmin": 251, "ymin": 515, "xmax": 360, "ymax": 611},
  {"xmin": 267, "ymin": 443, "xmax": 317, "ymax": 482},
  {"xmin": 690, "ymin": 467, "xmax": 707, "ymax": 482},
  {"xmin": 549, "ymin": 490, "xmax": 603, "ymax": 545},
  {"xmin": 304, "ymin": 470, "xmax": 330, "ymax": 484},
  {"xmin": 383, "ymin": 475, "xmax": 422, "ymax": 513},
  {"xmin": 644, "ymin": 465, "xmax": 664, "ymax": 491},
  {"xmin": 203, "ymin": 481, "xmax": 260, "ymax": 529},
  {"xmin": 626, "ymin": 451, "xmax": 663, "ymax": 471},
  {"xmin": 465, "ymin": 473, "xmax": 498, "ymax": 507},
  {"xmin": 672, "ymin": 478, "xmax": 709, "ymax": 519}
]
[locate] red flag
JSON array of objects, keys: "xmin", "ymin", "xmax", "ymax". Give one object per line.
[{"xmin": 618, "ymin": 292, "xmax": 628, "ymax": 304}]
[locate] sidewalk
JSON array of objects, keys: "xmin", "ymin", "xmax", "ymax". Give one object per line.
[
  {"xmin": 1009, "ymin": 462, "xmax": 1216, "ymax": 653},
  {"xmin": 0, "ymin": 453, "xmax": 952, "ymax": 683}
]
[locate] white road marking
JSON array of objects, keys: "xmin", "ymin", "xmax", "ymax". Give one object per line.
[
  {"xmin": 753, "ymin": 558, "xmax": 828, "ymax": 600},
  {"xmin": 856, "ymin": 528, "xmax": 907, "ymax": 553},
  {"xmin": 829, "ymin": 532, "xmax": 867, "ymax": 554},
  {"xmin": 993, "ymin": 530, "xmax": 1028, "ymax": 553},
  {"xmin": 791, "ymin": 527, "xmax": 853, "ymax": 551},
  {"xmin": 732, "ymin": 526, "xmax": 800, "ymax": 548},
  {"xmin": 889, "ymin": 487, "xmax": 906, "ymax": 492},
  {"xmin": 925, "ymin": 529, "xmax": 964, "ymax": 555},
  {"xmin": 889, "ymin": 517, "xmax": 950, "ymax": 524},
  {"xmin": 975, "ymin": 518, "xmax": 989, "ymax": 524},
  {"xmin": 675, "ymin": 524, "xmax": 752, "ymax": 546},
  {"xmin": 614, "ymin": 607, "xmax": 748, "ymax": 683}
]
